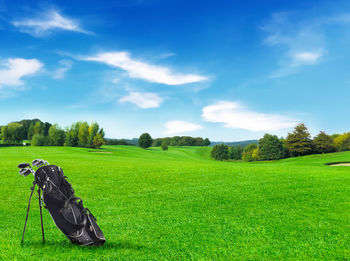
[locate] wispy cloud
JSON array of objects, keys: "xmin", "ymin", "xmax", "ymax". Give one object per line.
[
  {"xmin": 0, "ymin": 58, "xmax": 43, "ymax": 88},
  {"xmin": 262, "ymin": 12, "xmax": 350, "ymax": 78},
  {"xmin": 262, "ymin": 12, "xmax": 325, "ymax": 77},
  {"xmin": 202, "ymin": 101, "xmax": 298, "ymax": 131},
  {"xmin": 53, "ymin": 59, "xmax": 73, "ymax": 79},
  {"xmin": 163, "ymin": 120, "xmax": 203, "ymax": 134},
  {"xmin": 325, "ymin": 13, "xmax": 350, "ymax": 24},
  {"xmin": 118, "ymin": 91, "xmax": 163, "ymax": 109},
  {"xmin": 12, "ymin": 10, "xmax": 92, "ymax": 37},
  {"xmin": 83, "ymin": 51, "xmax": 208, "ymax": 85}
]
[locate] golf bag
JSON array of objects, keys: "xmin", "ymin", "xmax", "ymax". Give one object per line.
[{"xmin": 19, "ymin": 161, "xmax": 105, "ymax": 246}]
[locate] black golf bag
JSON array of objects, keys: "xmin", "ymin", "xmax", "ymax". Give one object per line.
[{"xmin": 20, "ymin": 163, "xmax": 105, "ymax": 246}]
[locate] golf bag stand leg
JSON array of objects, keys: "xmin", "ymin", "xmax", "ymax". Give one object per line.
[
  {"xmin": 21, "ymin": 182, "xmax": 36, "ymax": 244},
  {"xmin": 38, "ymin": 188, "xmax": 45, "ymax": 243}
]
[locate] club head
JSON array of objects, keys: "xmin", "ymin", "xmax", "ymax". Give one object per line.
[
  {"xmin": 19, "ymin": 168, "xmax": 32, "ymax": 177},
  {"xmin": 18, "ymin": 163, "xmax": 31, "ymax": 169},
  {"xmin": 32, "ymin": 159, "xmax": 48, "ymax": 167},
  {"xmin": 32, "ymin": 159, "xmax": 42, "ymax": 166}
]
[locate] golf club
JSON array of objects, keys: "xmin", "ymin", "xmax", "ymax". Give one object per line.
[
  {"xmin": 18, "ymin": 162, "xmax": 35, "ymax": 175},
  {"xmin": 18, "ymin": 163, "xmax": 31, "ymax": 169},
  {"xmin": 19, "ymin": 168, "xmax": 33, "ymax": 176},
  {"xmin": 32, "ymin": 159, "xmax": 49, "ymax": 168}
]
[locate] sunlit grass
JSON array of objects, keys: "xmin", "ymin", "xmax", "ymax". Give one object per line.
[{"xmin": 1, "ymin": 146, "xmax": 350, "ymax": 259}]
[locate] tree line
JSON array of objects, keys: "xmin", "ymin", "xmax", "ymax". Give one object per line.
[
  {"xmin": 136, "ymin": 133, "xmax": 210, "ymax": 149},
  {"xmin": 0, "ymin": 119, "xmax": 51, "ymax": 143},
  {"xmin": 106, "ymin": 136, "xmax": 211, "ymax": 147},
  {"xmin": 211, "ymin": 123, "xmax": 350, "ymax": 161},
  {"xmin": 105, "ymin": 138, "xmax": 137, "ymax": 146},
  {"xmin": 0, "ymin": 119, "xmax": 105, "ymax": 148},
  {"xmin": 152, "ymin": 136, "xmax": 210, "ymax": 147},
  {"xmin": 0, "ymin": 119, "xmax": 211, "ymax": 150}
]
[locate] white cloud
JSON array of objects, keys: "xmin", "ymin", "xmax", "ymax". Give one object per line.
[
  {"xmin": 292, "ymin": 51, "xmax": 322, "ymax": 64},
  {"xmin": 12, "ymin": 10, "xmax": 91, "ymax": 36},
  {"xmin": 53, "ymin": 59, "xmax": 73, "ymax": 79},
  {"xmin": 163, "ymin": 120, "xmax": 203, "ymax": 135},
  {"xmin": 0, "ymin": 58, "xmax": 43, "ymax": 88},
  {"xmin": 83, "ymin": 52, "xmax": 207, "ymax": 85},
  {"xmin": 202, "ymin": 101, "xmax": 298, "ymax": 131},
  {"xmin": 118, "ymin": 92, "xmax": 163, "ymax": 109}
]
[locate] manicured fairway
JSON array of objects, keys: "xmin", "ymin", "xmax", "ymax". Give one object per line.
[{"xmin": 1, "ymin": 146, "xmax": 350, "ymax": 260}]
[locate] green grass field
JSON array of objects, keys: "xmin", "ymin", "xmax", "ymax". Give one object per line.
[{"xmin": 1, "ymin": 146, "xmax": 350, "ymax": 260}]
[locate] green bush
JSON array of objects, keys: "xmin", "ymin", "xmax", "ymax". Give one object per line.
[
  {"xmin": 242, "ymin": 143, "xmax": 258, "ymax": 162},
  {"xmin": 229, "ymin": 146, "xmax": 243, "ymax": 160},
  {"xmin": 161, "ymin": 142, "xmax": 168, "ymax": 151},
  {"xmin": 211, "ymin": 144, "xmax": 229, "ymax": 160},
  {"xmin": 258, "ymin": 134, "xmax": 285, "ymax": 160}
]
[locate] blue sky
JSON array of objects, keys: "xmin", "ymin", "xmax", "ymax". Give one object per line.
[{"xmin": 0, "ymin": 0, "xmax": 349, "ymax": 141}]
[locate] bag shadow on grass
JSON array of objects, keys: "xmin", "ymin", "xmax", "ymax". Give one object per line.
[
  {"xmin": 100, "ymin": 241, "xmax": 146, "ymax": 250},
  {"xmin": 20, "ymin": 240, "xmax": 146, "ymax": 251}
]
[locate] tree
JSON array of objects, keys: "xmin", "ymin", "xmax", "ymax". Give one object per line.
[
  {"xmin": 258, "ymin": 134, "xmax": 285, "ymax": 160},
  {"xmin": 1, "ymin": 123, "xmax": 24, "ymax": 144},
  {"xmin": 229, "ymin": 146, "xmax": 243, "ymax": 160},
  {"xmin": 151, "ymin": 136, "xmax": 210, "ymax": 147},
  {"xmin": 33, "ymin": 121, "xmax": 43, "ymax": 136},
  {"xmin": 43, "ymin": 122, "xmax": 52, "ymax": 136},
  {"xmin": 99, "ymin": 128, "xmax": 105, "ymax": 139},
  {"xmin": 138, "ymin": 133, "xmax": 153, "ymax": 149},
  {"xmin": 64, "ymin": 128, "xmax": 74, "ymax": 147},
  {"xmin": 179, "ymin": 136, "xmax": 193, "ymax": 146},
  {"xmin": 88, "ymin": 123, "xmax": 99, "ymax": 147},
  {"xmin": 211, "ymin": 144, "xmax": 229, "ymax": 160},
  {"xmin": 78, "ymin": 122, "xmax": 89, "ymax": 147},
  {"xmin": 161, "ymin": 142, "xmax": 168, "ymax": 151},
  {"xmin": 280, "ymin": 137, "xmax": 289, "ymax": 157},
  {"xmin": 313, "ymin": 131, "xmax": 335, "ymax": 153},
  {"xmin": 48, "ymin": 124, "xmax": 65, "ymax": 146},
  {"xmin": 92, "ymin": 133, "xmax": 105, "ymax": 148},
  {"xmin": 334, "ymin": 132, "xmax": 350, "ymax": 151},
  {"xmin": 203, "ymin": 138, "xmax": 211, "ymax": 146},
  {"xmin": 1, "ymin": 126, "xmax": 8, "ymax": 143},
  {"xmin": 331, "ymin": 134, "xmax": 341, "ymax": 140},
  {"xmin": 285, "ymin": 123, "xmax": 314, "ymax": 157},
  {"xmin": 65, "ymin": 122, "xmax": 81, "ymax": 147},
  {"xmin": 170, "ymin": 136, "xmax": 180, "ymax": 146},
  {"xmin": 152, "ymin": 138, "xmax": 162, "ymax": 147},
  {"xmin": 27, "ymin": 122, "xmax": 34, "ymax": 140},
  {"xmin": 31, "ymin": 134, "xmax": 47, "ymax": 146},
  {"xmin": 252, "ymin": 148, "xmax": 260, "ymax": 161},
  {"xmin": 16, "ymin": 119, "xmax": 32, "ymax": 140},
  {"xmin": 242, "ymin": 143, "xmax": 258, "ymax": 162},
  {"xmin": 63, "ymin": 121, "xmax": 105, "ymax": 148}
]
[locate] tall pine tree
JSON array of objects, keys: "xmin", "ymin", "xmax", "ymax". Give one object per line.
[{"xmin": 286, "ymin": 123, "xmax": 314, "ymax": 156}]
